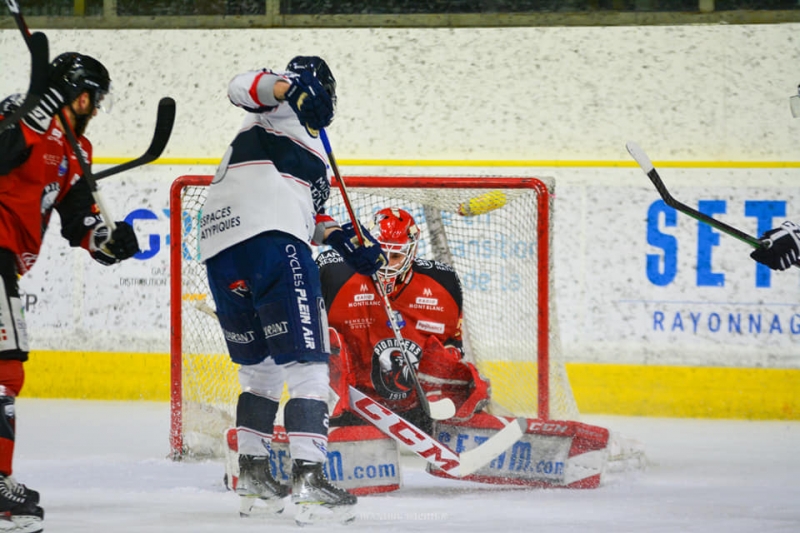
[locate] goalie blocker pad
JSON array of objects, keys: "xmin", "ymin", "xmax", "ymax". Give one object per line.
[
  {"xmin": 427, "ymin": 414, "xmax": 613, "ymax": 488},
  {"xmin": 224, "ymin": 424, "xmax": 401, "ymax": 496}
]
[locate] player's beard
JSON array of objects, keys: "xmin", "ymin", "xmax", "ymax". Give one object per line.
[{"xmin": 73, "ymin": 112, "xmax": 92, "ymax": 137}]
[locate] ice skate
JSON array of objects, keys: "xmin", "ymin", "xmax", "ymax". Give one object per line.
[
  {"xmin": 236, "ymin": 455, "xmax": 290, "ymax": 517},
  {"xmin": 0, "ymin": 475, "xmax": 43, "ymax": 533},
  {"xmin": 291, "ymin": 459, "xmax": 356, "ymax": 526}
]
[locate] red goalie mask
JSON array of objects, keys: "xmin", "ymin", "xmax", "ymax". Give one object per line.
[{"xmin": 369, "ymin": 208, "xmax": 420, "ymax": 294}]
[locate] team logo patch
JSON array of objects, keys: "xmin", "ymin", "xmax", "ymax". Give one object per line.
[
  {"xmin": 370, "ymin": 337, "xmax": 422, "ymax": 402},
  {"xmin": 386, "ymin": 309, "xmax": 406, "ymax": 329},
  {"xmin": 228, "ymin": 280, "xmax": 249, "ymax": 297},
  {"xmin": 58, "ymin": 156, "xmax": 68, "ymax": 176}
]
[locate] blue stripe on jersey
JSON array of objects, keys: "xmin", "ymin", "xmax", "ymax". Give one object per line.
[{"xmin": 229, "ymin": 127, "xmax": 330, "ymax": 212}]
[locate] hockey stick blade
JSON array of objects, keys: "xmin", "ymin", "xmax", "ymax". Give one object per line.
[
  {"xmin": 349, "ymin": 386, "xmax": 522, "ymax": 477},
  {"xmin": 94, "ymin": 97, "xmax": 176, "ymax": 181},
  {"xmin": 626, "ymin": 141, "xmax": 763, "ymax": 248},
  {"xmin": 0, "ymin": 31, "xmax": 48, "ymax": 134},
  {"xmin": 457, "ymin": 417, "xmax": 525, "ymax": 476}
]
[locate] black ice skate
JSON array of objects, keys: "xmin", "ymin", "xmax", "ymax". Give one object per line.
[
  {"xmin": 291, "ymin": 459, "xmax": 356, "ymax": 526},
  {"xmin": 0, "ymin": 475, "xmax": 44, "ymax": 533},
  {"xmin": 236, "ymin": 455, "xmax": 290, "ymax": 517}
]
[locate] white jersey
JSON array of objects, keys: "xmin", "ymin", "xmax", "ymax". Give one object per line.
[{"xmin": 199, "ymin": 69, "xmax": 333, "ymax": 262}]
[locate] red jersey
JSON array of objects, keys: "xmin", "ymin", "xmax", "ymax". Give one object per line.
[
  {"xmin": 318, "ymin": 250, "xmax": 464, "ymax": 413},
  {"xmin": 0, "ymin": 95, "xmax": 100, "ymax": 275}
]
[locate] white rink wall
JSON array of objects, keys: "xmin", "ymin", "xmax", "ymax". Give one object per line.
[{"xmin": 1, "ymin": 25, "xmax": 798, "ymax": 369}]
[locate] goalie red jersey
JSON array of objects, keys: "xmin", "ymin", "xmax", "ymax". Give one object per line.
[{"xmin": 319, "ymin": 248, "xmax": 464, "ymax": 413}]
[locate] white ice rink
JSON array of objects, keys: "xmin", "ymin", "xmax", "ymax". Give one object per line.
[{"xmin": 12, "ymin": 399, "xmax": 800, "ymax": 532}]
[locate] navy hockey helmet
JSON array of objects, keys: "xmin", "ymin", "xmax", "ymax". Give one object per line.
[
  {"xmin": 50, "ymin": 52, "xmax": 112, "ymax": 111},
  {"xmin": 286, "ymin": 56, "xmax": 337, "ymax": 106}
]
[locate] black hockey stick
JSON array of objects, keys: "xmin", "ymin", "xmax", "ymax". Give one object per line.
[
  {"xmin": 0, "ymin": 30, "xmax": 48, "ymax": 134},
  {"xmin": 6, "ymin": 0, "xmax": 176, "ymax": 181},
  {"xmin": 93, "ymin": 97, "xmax": 175, "ymax": 181},
  {"xmin": 626, "ymin": 141, "xmax": 764, "ymax": 248},
  {"xmin": 320, "ymin": 128, "xmax": 456, "ymax": 421},
  {"xmin": 7, "ymin": 0, "xmax": 175, "ymax": 228},
  {"xmin": 5, "ymin": 0, "xmax": 118, "ymax": 226}
]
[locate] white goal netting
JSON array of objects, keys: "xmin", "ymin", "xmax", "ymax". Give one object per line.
[{"xmin": 169, "ymin": 175, "xmax": 579, "ymax": 459}]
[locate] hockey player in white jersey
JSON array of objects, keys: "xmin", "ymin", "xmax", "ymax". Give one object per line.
[{"xmin": 199, "ymin": 56, "xmax": 385, "ymax": 525}]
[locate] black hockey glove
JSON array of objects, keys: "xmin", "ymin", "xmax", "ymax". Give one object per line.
[
  {"xmin": 750, "ymin": 221, "xmax": 800, "ymax": 271},
  {"xmin": 284, "ymin": 70, "xmax": 334, "ymax": 136},
  {"xmin": 22, "ymin": 86, "xmax": 65, "ymax": 134},
  {"xmin": 326, "ymin": 223, "xmax": 386, "ymax": 277},
  {"xmin": 90, "ymin": 221, "xmax": 140, "ymax": 266}
]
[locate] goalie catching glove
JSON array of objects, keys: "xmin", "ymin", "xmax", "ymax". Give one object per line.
[
  {"xmin": 89, "ymin": 221, "xmax": 140, "ymax": 266},
  {"xmin": 326, "ymin": 222, "xmax": 387, "ymax": 277},
  {"xmin": 751, "ymin": 221, "xmax": 800, "ymax": 271},
  {"xmin": 418, "ymin": 336, "xmax": 491, "ymax": 422}
]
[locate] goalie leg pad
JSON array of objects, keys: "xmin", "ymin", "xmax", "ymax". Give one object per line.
[{"xmin": 430, "ymin": 414, "xmax": 614, "ymax": 488}]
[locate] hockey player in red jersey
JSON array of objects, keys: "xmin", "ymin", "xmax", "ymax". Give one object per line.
[
  {"xmin": 0, "ymin": 52, "xmax": 139, "ymax": 532},
  {"xmin": 317, "ymin": 207, "xmax": 490, "ymax": 436}
]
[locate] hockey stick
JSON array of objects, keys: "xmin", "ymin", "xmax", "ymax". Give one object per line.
[
  {"xmin": 626, "ymin": 141, "xmax": 764, "ymax": 248},
  {"xmin": 7, "ymin": 1, "xmax": 175, "ymax": 229},
  {"xmin": 0, "ymin": 30, "xmax": 49, "ymax": 134},
  {"xmin": 349, "ymin": 386, "xmax": 524, "ymax": 477},
  {"xmin": 320, "ymin": 129, "xmax": 456, "ymax": 421},
  {"xmin": 93, "ymin": 97, "xmax": 176, "ymax": 181},
  {"xmin": 6, "ymin": 0, "xmax": 117, "ymax": 227}
]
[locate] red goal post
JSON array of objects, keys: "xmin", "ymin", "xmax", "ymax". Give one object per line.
[{"xmin": 169, "ymin": 174, "xmax": 579, "ymax": 459}]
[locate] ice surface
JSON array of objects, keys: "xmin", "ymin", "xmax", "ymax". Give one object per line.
[{"xmin": 13, "ymin": 399, "xmax": 800, "ymax": 532}]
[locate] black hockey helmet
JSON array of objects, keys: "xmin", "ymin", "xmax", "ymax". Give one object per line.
[
  {"xmin": 49, "ymin": 52, "xmax": 112, "ymax": 110},
  {"xmin": 286, "ymin": 56, "xmax": 337, "ymax": 105}
]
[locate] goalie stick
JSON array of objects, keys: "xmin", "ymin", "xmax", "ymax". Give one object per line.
[
  {"xmin": 626, "ymin": 141, "xmax": 764, "ymax": 248},
  {"xmin": 0, "ymin": 29, "xmax": 49, "ymax": 134},
  {"xmin": 320, "ymin": 128, "xmax": 457, "ymax": 421},
  {"xmin": 348, "ymin": 386, "xmax": 524, "ymax": 477}
]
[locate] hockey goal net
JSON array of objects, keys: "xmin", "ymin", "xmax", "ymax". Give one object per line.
[{"xmin": 169, "ymin": 174, "xmax": 579, "ymax": 459}]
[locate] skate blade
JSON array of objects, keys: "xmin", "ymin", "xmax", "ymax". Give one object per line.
[
  {"xmin": 239, "ymin": 495, "xmax": 286, "ymax": 517},
  {"xmin": 0, "ymin": 514, "xmax": 43, "ymax": 533},
  {"xmin": 294, "ymin": 503, "xmax": 356, "ymax": 526}
]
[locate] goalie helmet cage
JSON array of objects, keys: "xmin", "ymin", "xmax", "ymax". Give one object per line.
[{"xmin": 169, "ymin": 174, "xmax": 580, "ymax": 460}]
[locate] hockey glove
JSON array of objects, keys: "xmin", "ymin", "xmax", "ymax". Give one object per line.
[
  {"xmin": 284, "ymin": 70, "xmax": 334, "ymax": 136},
  {"xmin": 326, "ymin": 222, "xmax": 386, "ymax": 276},
  {"xmin": 750, "ymin": 221, "xmax": 800, "ymax": 271},
  {"xmin": 22, "ymin": 86, "xmax": 65, "ymax": 134},
  {"xmin": 90, "ymin": 221, "xmax": 140, "ymax": 266}
]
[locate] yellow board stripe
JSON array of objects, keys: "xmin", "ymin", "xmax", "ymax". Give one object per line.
[
  {"xmin": 567, "ymin": 363, "xmax": 800, "ymax": 420},
  {"xmin": 20, "ymin": 351, "xmax": 800, "ymax": 419},
  {"xmin": 93, "ymin": 157, "xmax": 800, "ymax": 169}
]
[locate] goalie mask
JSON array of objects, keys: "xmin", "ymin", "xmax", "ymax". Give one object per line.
[{"xmin": 369, "ymin": 208, "xmax": 420, "ymax": 294}]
